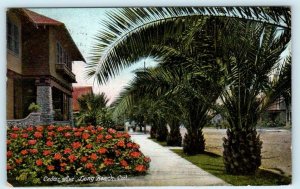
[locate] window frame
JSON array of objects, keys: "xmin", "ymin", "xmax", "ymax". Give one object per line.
[{"xmin": 7, "ymin": 18, "xmax": 20, "ymax": 55}]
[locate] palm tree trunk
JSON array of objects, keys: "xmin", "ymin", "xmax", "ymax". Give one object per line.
[
  {"xmin": 223, "ymin": 127, "xmax": 262, "ymax": 174},
  {"xmin": 167, "ymin": 120, "xmax": 182, "ymax": 146}
]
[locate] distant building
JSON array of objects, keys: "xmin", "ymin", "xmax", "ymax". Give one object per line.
[
  {"xmin": 7, "ymin": 9, "xmax": 85, "ymax": 126},
  {"xmin": 72, "ymin": 86, "xmax": 93, "ymax": 113}
]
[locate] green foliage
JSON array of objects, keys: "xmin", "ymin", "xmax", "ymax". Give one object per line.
[
  {"xmin": 77, "ymin": 92, "xmax": 113, "ymax": 127},
  {"xmin": 89, "ymin": 7, "xmax": 291, "ymax": 175},
  {"xmin": 172, "ymin": 149, "xmax": 291, "ymax": 185},
  {"xmin": 28, "ymin": 102, "xmax": 40, "ymax": 113}
]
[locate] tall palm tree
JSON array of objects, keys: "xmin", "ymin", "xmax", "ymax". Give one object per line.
[
  {"xmin": 86, "ymin": 7, "xmax": 290, "ymax": 84},
  {"xmin": 216, "ymin": 19, "xmax": 291, "ymax": 174},
  {"xmin": 89, "ymin": 8, "xmax": 291, "ymax": 174}
]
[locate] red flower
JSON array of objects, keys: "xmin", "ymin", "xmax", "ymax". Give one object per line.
[
  {"xmin": 60, "ymin": 162, "xmax": 67, "ymax": 167},
  {"xmin": 133, "ymin": 143, "xmax": 140, "ymax": 149},
  {"xmin": 74, "ymin": 132, "xmax": 81, "ymax": 137},
  {"xmin": 7, "ymin": 140, "xmax": 11, "ymax": 145},
  {"xmin": 47, "ymin": 125, "xmax": 55, "ymax": 130},
  {"xmin": 68, "ymin": 154, "xmax": 77, "ymax": 162},
  {"xmin": 36, "ymin": 159, "xmax": 43, "ymax": 166},
  {"xmin": 57, "ymin": 126, "xmax": 64, "ymax": 132},
  {"xmin": 135, "ymin": 165, "xmax": 146, "ymax": 172},
  {"xmin": 64, "ymin": 148, "xmax": 72, "ymax": 154},
  {"xmin": 10, "ymin": 133, "xmax": 18, "ymax": 139},
  {"xmin": 15, "ymin": 158, "xmax": 23, "ymax": 164},
  {"xmin": 12, "ymin": 127, "xmax": 19, "ymax": 131},
  {"xmin": 116, "ymin": 132, "xmax": 123, "ymax": 138},
  {"xmin": 43, "ymin": 150, "xmax": 51, "ymax": 156},
  {"xmin": 34, "ymin": 132, "xmax": 43, "ymax": 138},
  {"xmin": 130, "ymin": 151, "xmax": 141, "ymax": 158},
  {"xmin": 82, "ymin": 132, "xmax": 90, "ymax": 140},
  {"xmin": 108, "ymin": 128, "xmax": 116, "ymax": 134},
  {"xmin": 46, "ymin": 140, "xmax": 53, "ymax": 147},
  {"xmin": 144, "ymin": 157, "xmax": 151, "ymax": 163},
  {"xmin": 126, "ymin": 142, "xmax": 133, "ymax": 148},
  {"xmin": 117, "ymin": 140, "xmax": 125, "ymax": 147},
  {"xmin": 28, "ymin": 140, "xmax": 37, "ymax": 145},
  {"xmin": 7, "ymin": 151, "xmax": 13, "ymax": 158},
  {"xmin": 115, "ymin": 150, "xmax": 121, "ymax": 156},
  {"xmin": 97, "ymin": 127, "xmax": 104, "ymax": 131},
  {"xmin": 81, "ymin": 156, "xmax": 88, "ymax": 162},
  {"xmin": 64, "ymin": 132, "xmax": 72, "ymax": 138},
  {"xmin": 26, "ymin": 126, "xmax": 34, "ymax": 131},
  {"xmin": 36, "ymin": 126, "xmax": 44, "ymax": 132},
  {"xmin": 21, "ymin": 133, "xmax": 28, "ymax": 138},
  {"xmin": 47, "ymin": 165, "xmax": 55, "ymax": 171},
  {"xmin": 21, "ymin": 149, "xmax": 28, "ymax": 156},
  {"xmin": 29, "ymin": 149, "xmax": 38, "ymax": 154},
  {"xmin": 48, "ymin": 131, "xmax": 55, "ymax": 137},
  {"xmin": 98, "ymin": 147, "xmax": 107, "ymax": 154},
  {"xmin": 54, "ymin": 153, "xmax": 62, "ymax": 160},
  {"xmin": 105, "ymin": 134, "xmax": 112, "ymax": 140},
  {"xmin": 91, "ymin": 168, "xmax": 97, "ymax": 175},
  {"xmin": 85, "ymin": 162, "xmax": 94, "ymax": 169},
  {"xmin": 120, "ymin": 160, "xmax": 128, "ymax": 167},
  {"xmin": 87, "ymin": 125, "xmax": 94, "ymax": 130},
  {"xmin": 71, "ymin": 142, "xmax": 81, "ymax": 149},
  {"xmin": 7, "ymin": 164, "xmax": 13, "ymax": 170},
  {"xmin": 123, "ymin": 133, "xmax": 130, "ymax": 138},
  {"xmin": 60, "ymin": 168, "xmax": 65, "ymax": 172},
  {"xmin": 86, "ymin": 143, "xmax": 93, "ymax": 149},
  {"xmin": 90, "ymin": 153, "xmax": 98, "ymax": 161},
  {"xmin": 104, "ymin": 158, "xmax": 114, "ymax": 166},
  {"xmin": 97, "ymin": 134, "xmax": 103, "ymax": 140}
]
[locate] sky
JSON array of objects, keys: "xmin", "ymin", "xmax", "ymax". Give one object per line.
[{"xmin": 30, "ymin": 8, "xmax": 158, "ymax": 104}]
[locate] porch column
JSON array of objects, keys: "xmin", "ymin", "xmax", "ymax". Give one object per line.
[
  {"xmin": 69, "ymin": 97, "xmax": 74, "ymax": 127},
  {"xmin": 36, "ymin": 84, "xmax": 54, "ymax": 124}
]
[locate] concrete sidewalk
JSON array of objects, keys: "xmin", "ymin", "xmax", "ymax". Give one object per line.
[{"xmin": 89, "ymin": 133, "xmax": 229, "ymax": 186}]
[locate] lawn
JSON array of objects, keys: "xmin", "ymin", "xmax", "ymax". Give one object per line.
[
  {"xmin": 171, "ymin": 149, "xmax": 291, "ymax": 186},
  {"xmin": 149, "ymin": 137, "xmax": 291, "ymax": 185}
]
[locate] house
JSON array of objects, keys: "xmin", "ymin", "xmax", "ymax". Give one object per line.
[
  {"xmin": 72, "ymin": 86, "xmax": 93, "ymax": 113},
  {"xmin": 6, "ymin": 8, "xmax": 85, "ymax": 126}
]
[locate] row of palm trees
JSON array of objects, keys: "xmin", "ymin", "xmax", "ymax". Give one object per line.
[{"xmin": 86, "ymin": 7, "xmax": 291, "ymax": 175}]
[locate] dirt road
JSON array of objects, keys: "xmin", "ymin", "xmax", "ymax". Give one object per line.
[{"xmin": 180, "ymin": 127, "xmax": 292, "ymax": 176}]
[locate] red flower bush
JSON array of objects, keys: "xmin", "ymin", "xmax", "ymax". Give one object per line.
[{"xmin": 7, "ymin": 125, "xmax": 150, "ymax": 185}]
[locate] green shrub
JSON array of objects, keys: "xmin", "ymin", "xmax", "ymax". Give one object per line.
[{"xmin": 28, "ymin": 103, "xmax": 40, "ymax": 113}]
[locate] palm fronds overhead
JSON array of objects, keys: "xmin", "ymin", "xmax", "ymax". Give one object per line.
[{"xmin": 87, "ymin": 7, "xmax": 290, "ymax": 84}]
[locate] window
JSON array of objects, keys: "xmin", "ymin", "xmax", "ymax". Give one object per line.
[
  {"xmin": 56, "ymin": 42, "xmax": 71, "ymax": 68},
  {"xmin": 56, "ymin": 42, "xmax": 63, "ymax": 64},
  {"xmin": 7, "ymin": 19, "xmax": 20, "ymax": 54}
]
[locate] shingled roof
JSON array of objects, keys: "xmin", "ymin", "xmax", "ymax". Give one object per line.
[{"xmin": 22, "ymin": 9, "xmax": 63, "ymax": 25}]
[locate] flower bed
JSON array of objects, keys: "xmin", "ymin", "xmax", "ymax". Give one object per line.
[{"xmin": 7, "ymin": 125, "xmax": 150, "ymax": 186}]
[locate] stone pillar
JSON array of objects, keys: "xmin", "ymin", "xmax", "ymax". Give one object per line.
[
  {"xmin": 36, "ymin": 85, "xmax": 54, "ymax": 124},
  {"xmin": 69, "ymin": 97, "xmax": 74, "ymax": 127}
]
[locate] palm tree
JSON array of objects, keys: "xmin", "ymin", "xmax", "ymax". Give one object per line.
[
  {"xmin": 77, "ymin": 92, "xmax": 109, "ymax": 126},
  {"xmin": 89, "ymin": 8, "xmax": 291, "ymax": 174},
  {"xmin": 216, "ymin": 19, "xmax": 291, "ymax": 174},
  {"xmin": 86, "ymin": 7, "xmax": 290, "ymax": 84}
]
